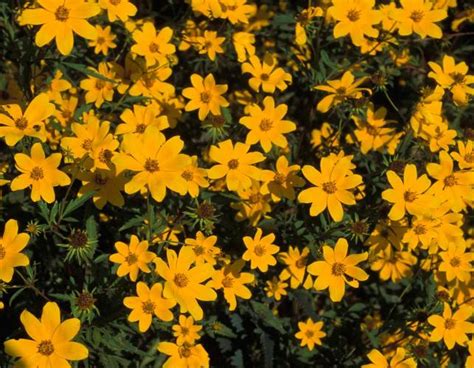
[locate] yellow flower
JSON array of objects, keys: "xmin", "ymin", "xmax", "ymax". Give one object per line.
[
  {"xmin": 328, "ymin": 0, "xmax": 382, "ymax": 46},
  {"xmin": 242, "ymin": 228, "xmax": 279, "ymax": 272},
  {"xmin": 362, "ymin": 348, "xmax": 416, "ymax": 368},
  {"xmin": 307, "ymin": 238, "xmax": 368, "ymax": 302},
  {"xmin": 370, "ymin": 247, "xmax": 416, "ymax": 283},
  {"xmin": 298, "ymin": 154, "xmax": 362, "ymax": 222},
  {"xmin": 231, "ymin": 179, "xmax": 272, "ymax": 226},
  {"xmin": 116, "ymin": 104, "xmax": 169, "ymax": 136},
  {"xmin": 402, "ymin": 216, "xmax": 438, "ymax": 249},
  {"xmin": 157, "ymin": 341, "xmax": 209, "ymax": 368},
  {"xmin": 239, "ymin": 96, "xmax": 296, "ymax": 153},
  {"xmin": 207, "ymin": 260, "xmax": 254, "ymax": 311},
  {"xmin": 184, "ymin": 231, "xmax": 220, "ymax": 265},
  {"xmin": 390, "ymin": 0, "xmax": 447, "ymax": 39},
  {"xmin": 0, "ymin": 93, "xmax": 54, "ymax": 146},
  {"xmin": 295, "ymin": 318, "xmax": 326, "ymax": 351},
  {"xmin": 113, "ymin": 127, "xmax": 191, "ymax": 202},
  {"xmin": 182, "ymin": 73, "xmax": 229, "ymax": 121},
  {"xmin": 314, "ymin": 71, "xmax": 369, "ymax": 113},
  {"xmin": 381, "ymin": 164, "xmax": 432, "ymax": 221},
  {"xmin": 196, "ymin": 30, "xmax": 225, "ymax": 61},
  {"xmin": 79, "ymin": 62, "xmax": 117, "ymax": 108},
  {"xmin": 19, "ymin": 0, "xmax": 100, "ymax": 55},
  {"xmin": 295, "ymin": 6, "xmax": 323, "ymax": 46},
  {"xmin": 123, "ymin": 282, "xmax": 176, "ymax": 332},
  {"xmin": 241, "ymin": 54, "xmax": 292, "ymax": 93},
  {"xmin": 109, "ymin": 235, "xmax": 155, "ymax": 281},
  {"xmin": 0, "ymin": 219, "xmax": 30, "ymax": 282},
  {"xmin": 451, "ymin": 141, "xmax": 474, "ymax": 170},
  {"xmin": 131, "ymin": 23, "xmax": 175, "ymax": 67},
  {"xmin": 221, "ymin": 0, "xmax": 253, "ymax": 24},
  {"xmin": 208, "ymin": 139, "xmax": 265, "ymax": 191},
  {"xmin": 279, "ymin": 246, "xmax": 312, "ymax": 289},
  {"xmin": 428, "ymin": 55, "xmax": 474, "ymax": 106},
  {"xmin": 180, "ymin": 156, "xmax": 209, "ymax": 198},
  {"xmin": 154, "ymin": 246, "xmax": 216, "ymax": 320},
  {"xmin": 261, "ymin": 156, "xmax": 305, "ymax": 201},
  {"xmin": 88, "ymin": 25, "xmax": 117, "ymax": 55},
  {"xmin": 11, "ymin": 143, "xmax": 70, "ymax": 203},
  {"xmin": 4, "ymin": 302, "xmax": 88, "ymax": 367},
  {"xmin": 264, "ymin": 277, "xmax": 288, "ymax": 301},
  {"xmin": 53, "ymin": 95, "xmax": 78, "ymax": 126},
  {"xmin": 428, "ymin": 303, "xmax": 474, "ymax": 349},
  {"xmin": 99, "ymin": 0, "xmax": 137, "ymax": 22},
  {"xmin": 232, "ymin": 31, "xmax": 255, "ymax": 62},
  {"xmin": 46, "ymin": 70, "xmax": 72, "ymax": 102},
  {"xmin": 439, "ymin": 242, "xmax": 472, "ymax": 282},
  {"xmin": 172, "ymin": 315, "xmax": 202, "ymax": 345}
]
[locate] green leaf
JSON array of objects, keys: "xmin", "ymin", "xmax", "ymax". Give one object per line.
[
  {"xmin": 62, "ymin": 191, "xmax": 95, "ymax": 218},
  {"xmin": 61, "ymin": 62, "xmax": 118, "ymax": 83},
  {"xmin": 250, "ymin": 301, "xmax": 285, "ymax": 334}
]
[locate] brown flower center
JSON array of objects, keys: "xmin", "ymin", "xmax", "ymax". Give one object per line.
[
  {"xmin": 465, "ymin": 152, "xmax": 474, "ymax": 163},
  {"xmin": 135, "ymin": 124, "xmax": 147, "ymax": 134},
  {"xmin": 193, "ymin": 245, "xmax": 205, "ymax": 256},
  {"xmin": 249, "ymin": 193, "xmax": 261, "ymax": 204},
  {"xmin": 410, "ymin": 10, "xmax": 424, "ymax": 23},
  {"xmin": 444, "ymin": 175, "xmax": 457, "ymax": 187},
  {"xmin": 69, "ymin": 230, "xmax": 88, "ymax": 248},
  {"xmin": 404, "ymin": 191, "xmax": 417, "ymax": 202},
  {"xmin": 413, "ymin": 224, "xmax": 426, "ymax": 235},
  {"xmin": 75, "ymin": 292, "xmax": 96, "ymax": 310},
  {"xmin": 254, "ymin": 244, "xmax": 265, "ymax": 256},
  {"xmin": 273, "ymin": 173, "xmax": 286, "ymax": 184},
  {"xmin": 174, "ymin": 273, "xmax": 189, "ymax": 288},
  {"xmin": 366, "ymin": 125, "xmax": 378, "ymax": 136},
  {"xmin": 95, "ymin": 79, "xmax": 106, "ymax": 90},
  {"xmin": 144, "ymin": 158, "xmax": 160, "ymax": 172},
  {"xmin": 142, "ymin": 300, "xmax": 156, "ymax": 314},
  {"xmin": 99, "ymin": 149, "xmax": 113, "ymax": 164},
  {"xmin": 200, "ymin": 92, "xmax": 211, "ymax": 103},
  {"xmin": 30, "ymin": 167, "xmax": 44, "ymax": 181},
  {"xmin": 94, "ymin": 173, "xmax": 108, "ymax": 186},
  {"xmin": 82, "ymin": 138, "xmax": 93, "ymax": 151},
  {"xmin": 0, "ymin": 245, "xmax": 5, "ymax": 260},
  {"xmin": 331, "ymin": 262, "xmax": 346, "ymax": 276},
  {"xmin": 179, "ymin": 345, "xmax": 192, "ymax": 358},
  {"xmin": 336, "ymin": 87, "xmax": 347, "ymax": 95},
  {"xmin": 15, "ymin": 117, "xmax": 28, "ymax": 130},
  {"xmin": 346, "ymin": 9, "xmax": 360, "ymax": 22},
  {"xmin": 305, "ymin": 330, "xmax": 315, "ymax": 338},
  {"xmin": 322, "ymin": 181, "xmax": 337, "ymax": 194},
  {"xmin": 450, "ymin": 72, "xmax": 465, "ymax": 84},
  {"xmin": 222, "ymin": 276, "xmax": 234, "ymax": 288},
  {"xmin": 180, "ymin": 326, "xmax": 189, "ymax": 335},
  {"xmin": 260, "ymin": 73, "xmax": 270, "ymax": 81},
  {"xmin": 126, "ymin": 253, "xmax": 138, "ymax": 265},
  {"xmin": 444, "ymin": 318, "xmax": 456, "ymax": 330},
  {"xmin": 295, "ymin": 256, "xmax": 307, "ymax": 268},
  {"xmin": 450, "ymin": 257, "xmax": 461, "ymax": 268},
  {"xmin": 37, "ymin": 340, "xmax": 54, "ymax": 356},
  {"xmin": 55, "ymin": 6, "xmax": 69, "ymax": 21},
  {"xmin": 110, "ymin": 0, "xmax": 121, "ymax": 5},
  {"xmin": 259, "ymin": 119, "xmax": 273, "ymax": 132},
  {"xmin": 209, "ymin": 115, "xmax": 225, "ymax": 128},
  {"xmin": 181, "ymin": 169, "xmax": 194, "ymax": 181},
  {"xmin": 96, "ymin": 37, "xmax": 106, "ymax": 45},
  {"xmin": 197, "ymin": 202, "xmax": 215, "ymax": 219},
  {"xmin": 228, "ymin": 159, "xmax": 239, "ymax": 169},
  {"xmin": 149, "ymin": 42, "xmax": 160, "ymax": 53}
]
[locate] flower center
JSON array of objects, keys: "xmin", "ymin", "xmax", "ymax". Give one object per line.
[
  {"xmin": 75, "ymin": 292, "xmax": 96, "ymax": 310},
  {"xmin": 181, "ymin": 170, "xmax": 194, "ymax": 181},
  {"xmin": 99, "ymin": 149, "xmax": 113, "ymax": 164},
  {"xmin": 336, "ymin": 87, "xmax": 347, "ymax": 95},
  {"xmin": 82, "ymin": 138, "xmax": 93, "ymax": 151},
  {"xmin": 465, "ymin": 152, "xmax": 474, "ymax": 163},
  {"xmin": 296, "ymin": 256, "xmax": 307, "ymax": 268},
  {"xmin": 0, "ymin": 245, "xmax": 5, "ymax": 260},
  {"xmin": 346, "ymin": 9, "xmax": 360, "ymax": 22},
  {"xmin": 331, "ymin": 262, "xmax": 346, "ymax": 276},
  {"xmin": 450, "ymin": 72, "xmax": 465, "ymax": 84},
  {"xmin": 259, "ymin": 119, "xmax": 273, "ymax": 132},
  {"xmin": 413, "ymin": 224, "xmax": 426, "ymax": 235},
  {"xmin": 55, "ymin": 6, "xmax": 69, "ymax": 21},
  {"xmin": 249, "ymin": 193, "xmax": 261, "ymax": 204},
  {"xmin": 228, "ymin": 159, "xmax": 239, "ymax": 169},
  {"xmin": 444, "ymin": 318, "xmax": 456, "ymax": 330},
  {"xmin": 273, "ymin": 173, "xmax": 286, "ymax": 184},
  {"xmin": 305, "ymin": 330, "xmax": 315, "ymax": 338},
  {"xmin": 179, "ymin": 345, "xmax": 192, "ymax": 358},
  {"xmin": 135, "ymin": 124, "xmax": 147, "ymax": 133},
  {"xmin": 69, "ymin": 230, "xmax": 88, "ymax": 248},
  {"xmin": 94, "ymin": 173, "xmax": 108, "ymax": 186},
  {"xmin": 444, "ymin": 175, "xmax": 457, "ymax": 187},
  {"xmin": 149, "ymin": 42, "xmax": 160, "ymax": 53},
  {"xmin": 142, "ymin": 300, "xmax": 156, "ymax": 314},
  {"xmin": 322, "ymin": 181, "xmax": 337, "ymax": 194},
  {"xmin": 254, "ymin": 244, "xmax": 265, "ymax": 256},
  {"xmin": 260, "ymin": 73, "xmax": 270, "ymax": 81},
  {"xmin": 30, "ymin": 167, "xmax": 44, "ymax": 181},
  {"xmin": 144, "ymin": 158, "xmax": 160, "ymax": 172},
  {"xmin": 97, "ymin": 36, "xmax": 106, "ymax": 45},
  {"xmin": 95, "ymin": 79, "xmax": 106, "ymax": 89},
  {"xmin": 110, "ymin": 0, "xmax": 121, "ymax": 5},
  {"xmin": 174, "ymin": 273, "xmax": 189, "ymax": 288},
  {"xmin": 366, "ymin": 125, "xmax": 378, "ymax": 136},
  {"xmin": 222, "ymin": 276, "xmax": 234, "ymax": 288},
  {"xmin": 410, "ymin": 10, "xmax": 424, "ymax": 23},
  {"xmin": 15, "ymin": 117, "xmax": 28, "ymax": 130},
  {"xmin": 450, "ymin": 257, "xmax": 461, "ymax": 268},
  {"xmin": 126, "ymin": 253, "xmax": 138, "ymax": 265},
  {"xmin": 193, "ymin": 245, "xmax": 205, "ymax": 256},
  {"xmin": 37, "ymin": 340, "xmax": 54, "ymax": 356},
  {"xmin": 403, "ymin": 191, "xmax": 417, "ymax": 202},
  {"xmin": 200, "ymin": 92, "xmax": 211, "ymax": 103},
  {"xmin": 181, "ymin": 327, "xmax": 189, "ymax": 335}
]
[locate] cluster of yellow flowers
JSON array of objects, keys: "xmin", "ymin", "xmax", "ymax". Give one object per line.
[{"xmin": 0, "ymin": 0, "xmax": 473, "ymax": 366}]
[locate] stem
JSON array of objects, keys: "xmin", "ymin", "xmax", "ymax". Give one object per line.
[{"xmin": 17, "ymin": 270, "xmax": 50, "ymax": 302}]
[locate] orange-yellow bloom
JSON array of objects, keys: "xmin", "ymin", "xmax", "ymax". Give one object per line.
[{"xmin": 0, "ymin": 219, "xmax": 30, "ymax": 282}]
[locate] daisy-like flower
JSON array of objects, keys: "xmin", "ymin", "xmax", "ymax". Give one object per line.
[
  {"xmin": 207, "ymin": 260, "xmax": 254, "ymax": 311},
  {"xmin": 196, "ymin": 30, "xmax": 225, "ymax": 61},
  {"xmin": 220, "ymin": 0, "xmax": 253, "ymax": 24},
  {"xmin": 241, "ymin": 54, "xmax": 292, "ymax": 93},
  {"xmin": 182, "ymin": 73, "xmax": 229, "ymax": 121},
  {"xmin": 232, "ymin": 31, "xmax": 255, "ymax": 62},
  {"xmin": 154, "ymin": 246, "xmax": 217, "ymax": 320},
  {"xmin": 109, "ymin": 235, "xmax": 156, "ymax": 282},
  {"xmin": 261, "ymin": 156, "xmax": 305, "ymax": 202},
  {"xmin": 242, "ymin": 228, "xmax": 279, "ymax": 272},
  {"xmin": 157, "ymin": 341, "xmax": 209, "ymax": 368},
  {"xmin": 179, "ymin": 156, "xmax": 209, "ymax": 198},
  {"xmin": 451, "ymin": 141, "xmax": 474, "ymax": 170},
  {"xmin": 381, "ymin": 164, "xmax": 432, "ymax": 221},
  {"xmin": 362, "ymin": 348, "xmax": 416, "ymax": 368},
  {"xmin": 298, "ymin": 154, "xmax": 362, "ymax": 222},
  {"xmin": 131, "ymin": 23, "xmax": 175, "ymax": 67},
  {"xmin": 295, "ymin": 318, "xmax": 326, "ymax": 351},
  {"xmin": 208, "ymin": 139, "xmax": 265, "ymax": 191},
  {"xmin": 314, "ymin": 71, "xmax": 369, "ymax": 113},
  {"xmin": 428, "ymin": 55, "xmax": 474, "ymax": 106},
  {"xmin": 172, "ymin": 315, "xmax": 202, "ymax": 345},
  {"xmin": 0, "ymin": 93, "xmax": 54, "ymax": 146},
  {"xmin": 428, "ymin": 303, "xmax": 474, "ymax": 350},
  {"xmin": 116, "ymin": 104, "xmax": 169, "ymax": 136},
  {"xmin": 264, "ymin": 277, "xmax": 288, "ymax": 301},
  {"xmin": 88, "ymin": 25, "xmax": 117, "ymax": 55},
  {"xmin": 279, "ymin": 246, "xmax": 312, "ymax": 289},
  {"xmin": 439, "ymin": 242, "xmax": 472, "ymax": 282},
  {"xmin": 123, "ymin": 282, "xmax": 176, "ymax": 332},
  {"xmin": 239, "ymin": 96, "xmax": 296, "ymax": 153},
  {"xmin": 11, "ymin": 143, "xmax": 70, "ymax": 203},
  {"xmin": 4, "ymin": 302, "xmax": 88, "ymax": 367},
  {"xmin": 99, "ymin": 0, "xmax": 137, "ymax": 22},
  {"xmin": 19, "ymin": 0, "xmax": 100, "ymax": 55},
  {"xmin": 0, "ymin": 219, "xmax": 30, "ymax": 283},
  {"xmin": 370, "ymin": 247, "xmax": 417, "ymax": 283},
  {"xmin": 390, "ymin": 0, "xmax": 447, "ymax": 39},
  {"xmin": 79, "ymin": 62, "xmax": 117, "ymax": 108},
  {"xmin": 327, "ymin": 0, "xmax": 382, "ymax": 47},
  {"xmin": 184, "ymin": 231, "xmax": 220, "ymax": 265},
  {"xmin": 307, "ymin": 238, "xmax": 368, "ymax": 302}
]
